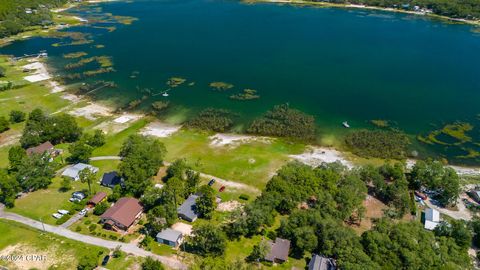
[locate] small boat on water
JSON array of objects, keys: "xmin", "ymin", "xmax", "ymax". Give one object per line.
[
  {"xmin": 342, "ymin": 121, "xmax": 350, "ymax": 128},
  {"xmin": 162, "ymin": 92, "xmax": 169, "ymax": 97}
]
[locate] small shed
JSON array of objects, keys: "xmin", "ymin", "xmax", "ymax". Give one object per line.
[
  {"xmin": 88, "ymin": 192, "xmax": 107, "ymax": 207},
  {"xmin": 156, "ymin": 228, "xmax": 183, "ymax": 248},
  {"xmin": 423, "ymin": 208, "xmax": 440, "ymax": 230}
]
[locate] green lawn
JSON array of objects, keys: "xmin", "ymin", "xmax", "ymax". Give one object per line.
[
  {"xmin": 158, "ymin": 129, "xmax": 305, "ymax": 189},
  {"xmin": 70, "ymin": 214, "xmax": 140, "ymax": 243},
  {"xmin": 0, "ymin": 219, "xmax": 140, "ymax": 270},
  {"xmin": 7, "ymin": 165, "xmax": 113, "ymax": 225}
]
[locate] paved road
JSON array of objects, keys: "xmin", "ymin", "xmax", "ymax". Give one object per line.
[
  {"xmin": 0, "ymin": 205, "xmax": 187, "ymax": 270},
  {"xmin": 91, "ymin": 156, "xmax": 261, "ymax": 194}
]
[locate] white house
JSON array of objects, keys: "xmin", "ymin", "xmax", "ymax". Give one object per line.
[
  {"xmin": 61, "ymin": 163, "xmax": 99, "ymax": 181},
  {"xmin": 424, "ymin": 208, "xmax": 440, "ymax": 230}
]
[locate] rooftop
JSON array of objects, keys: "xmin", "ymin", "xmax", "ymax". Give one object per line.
[
  {"xmin": 26, "ymin": 141, "xmax": 54, "ymax": 156},
  {"xmin": 265, "ymin": 238, "xmax": 290, "ymax": 262},
  {"xmin": 177, "ymin": 194, "xmax": 199, "ymax": 221},
  {"xmin": 156, "ymin": 228, "xmax": 183, "ymax": 243},
  {"xmin": 101, "ymin": 197, "xmax": 143, "ymax": 228},
  {"xmin": 88, "ymin": 192, "xmax": 107, "ymax": 205}
]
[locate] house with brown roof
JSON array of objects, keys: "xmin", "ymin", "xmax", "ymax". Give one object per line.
[
  {"xmin": 26, "ymin": 141, "xmax": 58, "ymax": 157},
  {"xmin": 265, "ymin": 238, "xmax": 290, "ymax": 263},
  {"xmin": 87, "ymin": 192, "xmax": 107, "ymax": 207},
  {"xmin": 100, "ymin": 197, "xmax": 143, "ymax": 231}
]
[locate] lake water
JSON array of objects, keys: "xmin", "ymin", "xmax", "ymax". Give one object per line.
[{"xmin": 2, "ymin": 0, "xmax": 480, "ymax": 164}]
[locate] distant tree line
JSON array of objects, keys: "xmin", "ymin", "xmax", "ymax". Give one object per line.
[
  {"xmin": 0, "ymin": 0, "xmax": 67, "ymax": 38},
  {"xmin": 307, "ymin": 0, "xmax": 480, "ymax": 19}
]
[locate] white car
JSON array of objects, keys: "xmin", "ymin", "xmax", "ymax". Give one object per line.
[
  {"xmin": 79, "ymin": 209, "xmax": 88, "ymax": 216},
  {"xmin": 52, "ymin": 213, "xmax": 63, "ymax": 219},
  {"xmin": 58, "ymin": 210, "xmax": 70, "ymax": 215}
]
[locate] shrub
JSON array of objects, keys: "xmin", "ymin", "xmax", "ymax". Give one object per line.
[
  {"xmin": 0, "ymin": 116, "xmax": 10, "ymax": 133},
  {"xmin": 185, "ymin": 108, "xmax": 236, "ymax": 132},
  {"xmin": 88, "ymin": 224, "xmax": 97, "ymax": 232},
  {"xmin": 239, "ymin": 194, "xmax": 250, "ymax": 201},
  {"xmin": 93, "ymin": 202, "xmax": 108, "ymax": 216},
  {"xmin": 75, "ymin": 226, "xmax": 82, "ymax": 232},
  {"xmin": 84, "ymin": 220, "xmax": 91, "ymax": 225},
  {"xmin": 9, "ymin": 110, "xmax": 26, "ymax": 123}
]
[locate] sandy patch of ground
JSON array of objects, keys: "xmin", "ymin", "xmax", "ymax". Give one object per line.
[
  {"xmin": 0, "ymin": 133, "xmax": 21, "ymax": 148},
  {"xmin": 113, "ymin": 114, "xmax": 142, "ymax": 124},
  {"xmin": 171, "ymin": 222, "xmax": 193, "ymax": 236},
  {"xmin": 351, "ymin": 195, "xmax": 387, "ymax": 234},
  {"xmin": 61, "ymin": 93, "xmax": 81, "ymax": 103},
  {"xmin": 140, "ymin": 122, "xmax": 181, "ymax": 138},
  {"xmin": 209, "ymin": 133, "xmax": 271, "ymax": 148},
  {"xmin": 22, "ymin": 62, "xmax": 51, "ymax": 83},
  {"xmin": 290, "ymin": 146, "xmax": 352, "ymax": 168},
  {"xmin": 49, "ymin": 81, "xmax": 64, "ymax": 93},
  {"xmin": 0, "ymin": 244, "xmax": 73, "ymax": 270},
  {"xmin": 217, "ymin": 201, "xmax": 243, "ymax": 212},
  {"xmin": 93, "ymin": 114, "xmax": 143, "ymax": 134},
  {"xmin": 69, "ymin": 103, "xmax": 112, "ymax": 120}
]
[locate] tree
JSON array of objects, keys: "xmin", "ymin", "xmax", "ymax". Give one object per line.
[
  {"xmin": 77, "ymin": 254, "xmax": 98, "ymax": 270},
  {"xmin": 0, "ymin": 169, "xmax": 20, "ymax": 208},
  {"xmin": 68, "ymin": 141, "xmax": 93, "ymax": 164},
  {"xmin": 247, "ymin": 240, "xmax": 270, "ymax": 262},
  {"xmin": 79, "ymin": 168, "xmax": 96, "ymax": 195},
  {"xmin": 8, "ymin": 145, "xmax": 26, "ymax": 172},
  {"xmin": 60, "ymin": 177, "xmax": 72, "ymax": 192},
  {"xmin": 84, "ymin": 130, "xmax": 105, "ymax": 148},
  {"xmin": 16, "ymin": 154, "xmax": 54, "ymax": 191},
  {"xmin": 93, "ymin": 202, "xmax": 108, "ymax": 215},
  {"xmin": 0, "ymin": 116, "xmax": 9, "ymax": 133},
  {"xmin": 187, "ymin": 223, "xmax": 227, "ymax": 257},
  {"xmin": 9, "ymin": 110, "xmax": 26, "ymax": 123},
  {"xmin": 141, "ymin": 257, "xmax": 165, "ymax": 270},
  {"xmin": 119, "ymin": 135, "xmax": 166, "ymax": 197},
  {"xmin": 196, "ymin": 185, "xmax": 216, "ymax": 219}
]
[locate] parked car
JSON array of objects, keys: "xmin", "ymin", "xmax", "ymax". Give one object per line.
[
  {"xmin": 208, "ymin": 179, "xmax": 216, "ymax": 186},
  {"xmin": 72, "ymin": 191, "xmax": 86, "ymax": 200},
  {"xmin": 69, "ymin": 197, "xmax": 81, "ymax": 203},
  {"xmin": 58, "ymin": 209, "xmax": 70, "ymax": 215},
  {"xmin": 52, "ymin": 213, "xmax": 63, "ymax": 219},
  {"xmin": 79, "ymin": 209, "xmax": 88, "ymax": 216},
  {"xmin": 101, "ymin": 255, "xmax": 110, "ymax": 266},
  {"xmin": 414, "ymin": 191, "xmax": 427, "ymax": 200},
  {"xmin": 219, "ymin": 186, "xmax": 226, "ymax": 192}
]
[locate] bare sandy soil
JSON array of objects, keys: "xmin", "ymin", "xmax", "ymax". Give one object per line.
[
  {"xmin": 140, "ymin": 122, "xmax": 181, "ymax": 138},
  {"xmin": 217, "ymin": 201, "xmax": 243, "ymax": 212},
  {"xmin": 0, "ymin": 244, "xmax": 74, "ymax": 270},
  {"xmin": 209, "ymin": 133, "xmax": 271, "ymax": 148},
  {"xmin": 289, "ymin": 146, "xmax": 353, "ymax": 168},
  {"xmin": 68, "ymin": 103, "xmax": 112, "ymax": 120}
]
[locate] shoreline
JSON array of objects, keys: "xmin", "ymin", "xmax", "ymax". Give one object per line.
[{"xmin": 243, "ymin": 0, "xmax": 480, "ymax": 26}]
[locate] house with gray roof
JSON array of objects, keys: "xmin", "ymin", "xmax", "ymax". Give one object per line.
[
  {"xmin": 265, "ymin": 238, "xmax": 290, "ymax": 263},
  {"xmin": 177, "ymin": 194, "xmax": 199, "ymax": 222},
  {"xmin": 156, "ymin": 228, "xmax": 183, "ymax": 248},
  {"xmin": 423, "ymin": 208, "xmax": 440, "ymax": 230},
  {"xmin": 61, "ymin": 163, "xmax": 99, "ymax": 181},
  {"xmin": 309, "ymin": 254, "xmax": 337, "ymax": 270}
]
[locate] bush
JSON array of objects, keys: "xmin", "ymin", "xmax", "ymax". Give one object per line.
[
  {"xmin": 93, "ymin": 202, "xmax": 108, "ymax": 216},
  {"xmin": 0, "ymin": 116, "xmax": 10, "ymax": 133},
  {"xmin": 88, "ymin": 224, "xmax": 97, "ymax": 232},
  {"xmin": 344, "ymin": 129, "xmax": 410, "ymax": 159},
  {"xmin": 84, "ymin": 220, "xmax": 92, "ymax": 225},
  {"xmin": 239, "ymin": 194, "xmax": 250, "ymax": 201},
  {"xmin": 9, "ymin": 110, "xmax": 26, "ymax": 123},
  {"xmin": 75, "ymin": 226, "xmax": 82, "ymax": 232}
]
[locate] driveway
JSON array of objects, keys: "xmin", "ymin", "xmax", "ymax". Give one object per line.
[
  {"xmin": 0, "ymin": 205, "xmax": 186, "ymax": 269},
  {"xmin": 60, "ymin": 208, "xmax": 90, "ymax": 228},
  {"xmin": 424, "ymin": 197, "xmax": 472, "ymax": 221}
]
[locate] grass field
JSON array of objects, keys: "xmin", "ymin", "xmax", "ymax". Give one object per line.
[
  {"xmin": 7, "ymin": 172, "xmax": 111, "ymax": 225},
  {"xmin": 0, "ymin": 219, "xmax": 139, "ymax": 270}
]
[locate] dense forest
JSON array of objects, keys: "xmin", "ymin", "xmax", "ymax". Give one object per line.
[{"xmin": 0, "ymin": 0, "xmax": 67, "ymax": 38}]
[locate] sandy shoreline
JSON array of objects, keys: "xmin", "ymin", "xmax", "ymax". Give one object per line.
[{"xmin": 246, "ymin": 0, "xmax": 480, "ymax": 26}]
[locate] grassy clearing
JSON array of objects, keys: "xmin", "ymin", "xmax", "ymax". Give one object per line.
[
  {"xmin": 158, "ymin": 129, "xmax": 305, "ymax": 188},
  {"xmin": 7, "ymin": 170, "xmax": 111, "ymax": 225}
]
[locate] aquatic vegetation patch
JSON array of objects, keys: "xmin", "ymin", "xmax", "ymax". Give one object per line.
[
  {"xmin": 112, "ymin": 15, "xmax": 138, "ymax": 25},
  {"xmin": 130, "ymin": 71, "xmax": 140, "ymax": 79},
  {"xmin": 83, "ymin": 67, "xmax": 115, "ymax": 77},
  {"xmin": 456, "ymin": 148, "xmax": 480, "ymax": 159},
  {"xmin": 167, "ymin": 77, "xmax": 186, "ymax": 87},
  {"xmin": 151, "ymin": 101, "xmax": 170, "ymax": 114},
  {"xmin": 345, "ymin": 129, "xmax": 411, "ymax": 159},
  {"xmin": 418, "ymin": 122, "xmax": 473, "ymax": 146},
  {"xmin": 95, "ymin": 44, "xmax": 105, "ymax": 49},
  {"xmin": 65, "ymin": 57, "xmax": 97, "ymax": 69},
  {"xmin": 185, "ymin": 108, "xmax": 237, "ymax": 132},
  {"xmin": 63, "ymin": 52, "xmax": 88, "ymax": 59},
  {"xmin": 96, "ymin": 56, "xmax": 113, "ymax": 68},
  {"xmin": 370, "ymin": 119, "xmax": 389, "ymax": 128},
  {"xmin": 230, "ymin": 89, "xmax": 260, "ymax": 100},
  {"xmin": 210, "ymin": 81, "xmax": 234, "ymax": 91},
  {"xmin": 248, "ymin": 104, "xmax": 316, "ymax": 140}
]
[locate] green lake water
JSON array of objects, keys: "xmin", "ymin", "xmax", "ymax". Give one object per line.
[{"xmin": 2, "ymin": 0, "xmax": 480, "ymax": 163}]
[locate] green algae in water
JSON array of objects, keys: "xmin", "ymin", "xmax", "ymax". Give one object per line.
[
  {"xmin": 370, "ymin": 119, "xmax": 389, "ymax": 128},
  {"xmin": 63, "ymin": 51, "xmax": 88, "ymax": 59},
  {"xmin": 210, "ymin": 81, "xmax": 234, "ymax": 91},
  {"xmin": 230, "ymin": 89, "xmax": 260, "ymax": 100},
  {"xmin": 167, "ymin": 77, "xmax": 186, "ymax": 88},
  {"xmin": 418, "ymin": 122, "xmax": 473, "ymax": 146}
]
